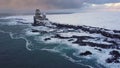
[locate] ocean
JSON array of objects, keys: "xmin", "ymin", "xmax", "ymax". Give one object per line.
[
  {"xmin": 0, "ymin": 12, "xmax": 120, "ymax": 68},
  {"xmin": 0, "ymin": 32, "xmax": 88, "ymax": 68},
  {"xmin": 0, "ymin": 15, "xmax": 93, "ymax": 68}
]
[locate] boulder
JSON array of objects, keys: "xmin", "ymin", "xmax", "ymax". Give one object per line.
[
  {"xmin": 80, "ymin": 51, "xmax": 92, "ymax": 56},
  {"xmin": 44, "ymin": 38, "xmax": 51, "ymax": 41},
  {"xmin": 106, "ymin": 50, "xmax": 120, "ymax": 63}
]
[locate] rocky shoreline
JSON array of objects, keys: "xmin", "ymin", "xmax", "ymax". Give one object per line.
[{"xmin": 31, "ymin": 9, "xmax": 120, "ymax": 63}]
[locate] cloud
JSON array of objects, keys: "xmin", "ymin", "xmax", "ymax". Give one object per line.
[
  {"xmin": 0, "ymin": 0, "xmax": 120, "ymax": 13},
  {"xmin": 0, "ymin": 0, "xmax": 87, "ymax": 10},
  {"xmin": 0, "ymin": 0, "xmax": 51, "ymax": 10},
  {"xmin": 88, "ymin": 0, "xmax": 120, "ymax": 4},
  {"xmin": 46, "ymin": 0, "xmax": 87, "ymax": 9},
  {"xmin": 82, "ymin": 2, "xmax": 120, "ymax": 12}
]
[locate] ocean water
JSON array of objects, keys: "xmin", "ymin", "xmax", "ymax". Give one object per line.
[
  {"xmin": 0, "ymin": 32, "xmax": 90, "ymax": 68},
  {"xmin": 0, "ymin": 13, "xmax": 119, "ymax": 68},
  {"xmin": 0, "ymin": 15, "xmax": 96, "ymax": 68},
  {"xmin": 0, "ymin": 22, "xmax": 89, "ymax": 68}
]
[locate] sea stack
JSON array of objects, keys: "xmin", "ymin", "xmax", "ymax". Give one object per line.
[{"xmin": 32, "ymin": 9, "xmax": 48, "ymax": 26}]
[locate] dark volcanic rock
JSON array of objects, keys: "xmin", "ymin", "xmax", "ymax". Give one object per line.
[
  {"xmin": 110, "ymin": 50, "xmax": 120, "ymax": 58},
  {"xmin": 44, "ymin": 38, "xmax": 51, "ymax": 41},
  {"xmin": 106, "ymin": 58, "xmax": 120, "ymax": 63},
  {"xmin": 40, "ymin": 31, "xmax": 48, "ymax": 34},
  {"xmin": 32, "ymin": 29, "xmax": 48, "ymax": 34},
  {"xmin": 32, "ymin": 29, "xmax": 39, "ymax": 32},
  {"xmin": 52, "ymin": 23, "xmax": 77, "ymax": 29},
  {"xmin": 71, "ymin": 35, "xmax": 94, "ymax": 39},
  {"xmin": 68, "ymin": 39, "xmax": 74, "ymax": 41},
  {"xmin": 52, "ymin": 34, "xmax": 118, "ymax": 49},
  {"xmin": 53, "ymin": 23, "xmax": 120, "ymax": 39},
  {"xmin": 106, "ymin": 40, "xmax": 118, "ymax": 45},
  {"xmin": 106, "ymin": 50, "xmax": 120, "ymax": 63},
  {"xmin": 94, "ymin": 48, "xmax": 102, "ymax": 51},
  {"xmin": 80, "ymin": 51, "xmax": 92, "ymax": 56},
  {"xmin": 53, "ymin": 34, "xmax": 69, "ymax": 39},
  {"xmin": 113, "ymin": 30, "xmax": 120, "ymax": 33},
  {"xmin": 73, "ymin": 39, "xmax": 112, "ymax": 49},
  {"xmin": 106, "ymin": 58, "xmax": 114, "ymax": 63}
]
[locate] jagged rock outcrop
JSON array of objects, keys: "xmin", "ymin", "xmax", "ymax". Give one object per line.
[{"xmin": 32, "ymin": 9, "xmax": 48, "ymax": 26}]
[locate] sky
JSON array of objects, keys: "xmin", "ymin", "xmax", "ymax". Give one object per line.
[{"xmin": 0, "ymin": 0, "xmax": 120, "ymax": 13}]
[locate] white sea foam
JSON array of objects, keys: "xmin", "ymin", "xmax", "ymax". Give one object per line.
[
  {"xmin": 0, "ymin": 19, "xmax": 18, "ymax": 25},
  {"xmin": 0, "ymin": 15, "xmax": 33, "ymax": 26},
  {"xmin": 83, "ymin": 39, "xmax": 112, "ymax": 45},
  {"xmin": 9, "ymin": 32, "xmax": 32, "ymax": 51},
  {"xmin": 59, "ymin": 32, "xmax": 103, "ymax": 38},
  {"xmin": 61, "ymin": 53, "xmax": 94, "ymax": 68},
  {"xmin": 25, "ymin": 30, "xmax": 40, "ymax": 36},
  {"xmin": 23, "ymin": 38, "xmax": 32, "ymax": 51},
  {"xmin": 95, "ymin": 49, "xmax": 120, "ymax": 68},
  {"xmin": 41, "ymin": 48, "xmax": 60, "ymax": 53},
  {"xmin": 0, "ymin": 29, "xmax": 6, "ymax": 33},
  {"xmin": 1, "ymin": 15, "xmax": 33, "ymax": 23},
  {"xmin": 68, "ymin": 41, "xmax": 120, "ymax": 68},
  {"xmin": 41, "ymin": 46, "xmax": 94, "ymax": 68}
]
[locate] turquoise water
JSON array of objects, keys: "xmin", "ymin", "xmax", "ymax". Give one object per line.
[{"xmin": 0, "ymin": 15, "xmax": 106, "ymax": 68}]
